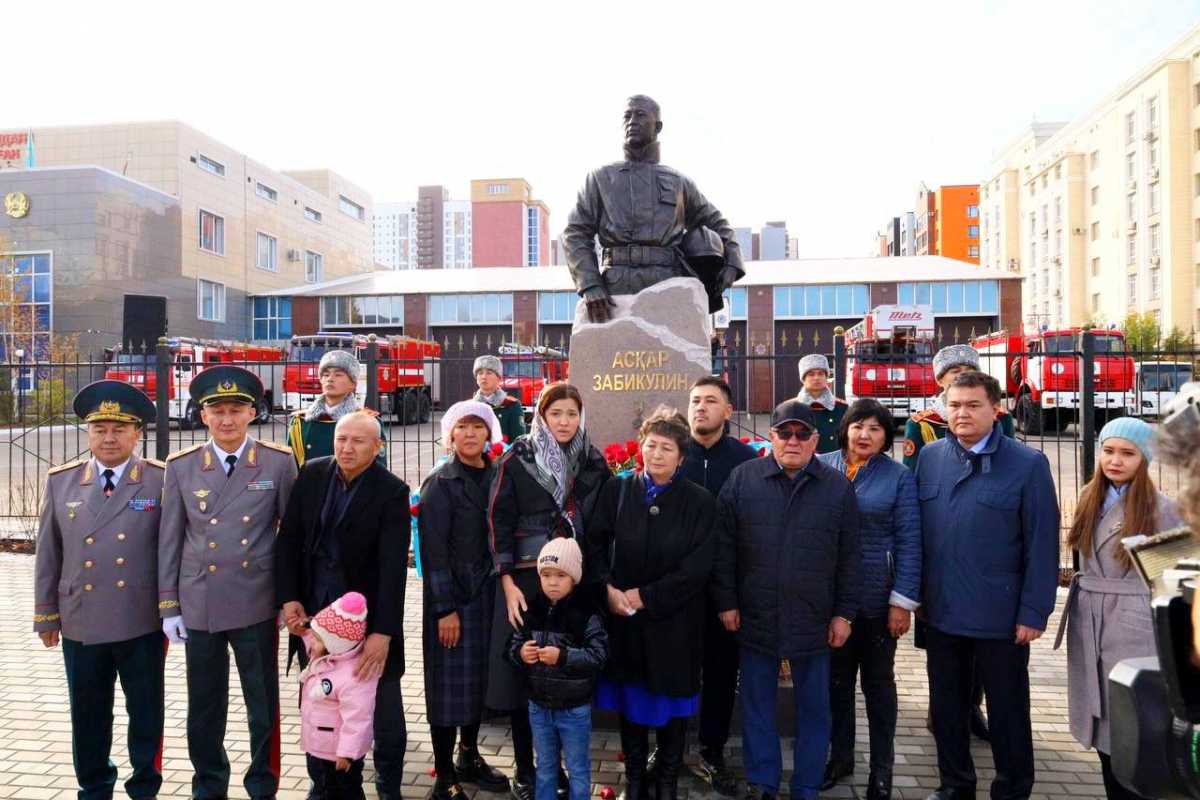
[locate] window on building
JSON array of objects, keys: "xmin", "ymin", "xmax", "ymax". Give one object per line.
[
  {"xmin": 198, "ymin": 279, "xmax": 225, "ymax": 322},
  {"xmin": 198, "ymin": 209, "xmax": 224, "ymax": 255},
  {"xmin": 252, "ymin": 297, "xmax": 292, "ymax": 340},
  {"xmin": 1148, "ymin": 96, "xmax": 1159, "ymax": 131},
  {"xmin": 968, "ymin": 245, "xmax": 980, "ymax": 258},
  {"xmin": 304, "ymin": 206, "xmax": 322, "ymax": 223},
  {"xmin": 896, "ymin": 281, "xmax": 999, "ymax": 314},
  {"xmin": 1055, "ymin": 230, "xmax": 1062, "ymax": 255},
  {"xmin": 0, "ymin": 253, "xmax": 53, "ymax": 365},
  {"xmin": 1196, "ymin": 218, "xmax": 1200, "ymax": 242},
  {"xmin": 1195, "ymin": 174, "xmax": 1200, "ymax": 197},
  {"xmin": 1126, "ymin": 111, "xmax": 1136, "ymax": 145},
  {"xmin": 1091, "ymin": 222, "xmax": 1100, "ymax": 241},
  {"xmin": 305, "ymin": 251, "xmax": 323, "ymax": 283},
  {"xmin": 1128, "ymin": 234, "xmax": 1137, "ymax": 266},
  {"xmin": 197, "ymin": 154, "xmax": 225, "ymax": 177},
  {"xmin": 526, "ymin": 207, "xmax": 540, "ymax": 267},
  {"xmin": 1092, "ymin": 257, "xmax": 1100, "ymax": 276},
  {"xmin": 256, "ymin": 232, "xmax": 277, "ymax": 271},
  {"xmin": 1041, "ymin": 174, "xmax": 1048, "ymax": 189},
  {"xmin": 967, "ymin": 225, "xmax": 979, "ymax": 238},
  {"xmin": 487, "ymin": 183, "xmax": 509, "ymax": 195},
  {"xmin": 339, "ymin": 196, "xmax": 365, "ymax": 221},
  {"xmin": 255, "ymin": 182, "xmax": 277, "ymax": 202},
  {"xmin": 1127, "ymin": 193, "xmax": 1137, "ymax": 220},
  {"xmin": 1149, "ymin": 182, "xmax": 1160, "ymax": 215},
  {"xmin": 721, "ymin": 287, "xmax": 748, "ymax": 319},
  {"xmin": 538, "ymin": 291, "xmax": 577, "ymax": 323},
  {"xmin": 428, "ymin": 293, "xmax": 514, "ymax": 324},
  {"xmin": 1195, "ymin": 129, "xmax": 1200, "ymax": 151},
  {"xmin": 1054, "ymin": 196, "xmax": 1062, "ymax": 223},
  {"xmin": 1151, "ymin": 267, "xmax": 1161, "ymax": 299},
  {"xmin": 1126, "ymin": 152, "xmax": 1137, "ymax": 183},
  {"xmin": 1149, "ymin": 144, "xmax": 1160, "ymax": 174},
  {"xmin": 320, "ymin": 295, "xmax": 405, "ymax": 327},
  {"xmin": 1092, "ymin": 293, "xmax": 1100, "ymax": 311},
  {"xmin": 1091, "ymin": 185, "xmax": 1099, "ymax": 205},
  {"xmin": 1127, "ymin": 273, "xmax": 1137, "ymax": 304},
  {"xmin": 1195, "ymin": 82, "xmax": 1200, "ymax": 107},
  {"xmin": 967, "ymin": 204, "xmax": 979, "ymax": 218},
  {"xmin": 773, "ymin": 284, "xmax": 869, "ymax": 317},
  {"xmin": 1090, "ymin": 150, "xmax": 1100, "ymax": 170},
  {"xmin": 1150, "ymin": 223, "xmax": 1161, "ymax": 257}
]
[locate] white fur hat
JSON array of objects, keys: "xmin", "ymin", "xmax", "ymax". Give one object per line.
[{"xmin": 442, "ymin": 399, "xmax": 503, "ymax": 445}]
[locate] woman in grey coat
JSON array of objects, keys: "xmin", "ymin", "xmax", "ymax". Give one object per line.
[{"xmin": 1057, "ymin": 418, "xmax": 1181, "ymax": 800}]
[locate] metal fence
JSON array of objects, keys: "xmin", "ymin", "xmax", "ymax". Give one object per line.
[{"xmin": 1, "ymin": 333, "xmax": 1196, "ymax": 571}]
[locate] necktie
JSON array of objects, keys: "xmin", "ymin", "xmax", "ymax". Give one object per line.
[
  {"xmin": 225, "ymin": 454, "xmax": 238, "ymax": 477},
  {"xmin": 102, "ymin": 469, "xmax": 115, "ymax": 498}
]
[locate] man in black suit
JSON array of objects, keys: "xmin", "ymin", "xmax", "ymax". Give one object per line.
[{"xmin": 276, "ymin": 410, "xmax": 412, "ymax": 800}]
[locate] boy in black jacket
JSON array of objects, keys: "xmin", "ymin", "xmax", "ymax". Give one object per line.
[{"xmin": 506, "ymin": 538, "xmax": 608, "ymax": 800}]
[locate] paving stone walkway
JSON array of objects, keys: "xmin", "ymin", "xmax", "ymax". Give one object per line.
[{"xmin": 0, "ymin": 553, "xmax": 1104, "ymax": 799}]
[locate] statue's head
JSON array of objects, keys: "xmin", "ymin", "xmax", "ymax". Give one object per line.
[{"xmin": 624, "ymin": 95, "xmax": 662, "ymax": 149}]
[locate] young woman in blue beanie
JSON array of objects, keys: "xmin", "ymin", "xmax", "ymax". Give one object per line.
[{"xmin": 1058, "ymin": 417, "xmax": 1181, "ymax": 800}]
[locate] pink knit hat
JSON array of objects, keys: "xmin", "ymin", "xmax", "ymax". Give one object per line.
[{"xmin": 310, "ymin": 591, "xmax": 369, "ymax": 655}]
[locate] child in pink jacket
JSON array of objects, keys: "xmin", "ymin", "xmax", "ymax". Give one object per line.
[{"xmin": 300, "ymin": 591, "xmax": 379, "ymax": 800}]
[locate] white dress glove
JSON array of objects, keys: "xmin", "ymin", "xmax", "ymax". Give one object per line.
[{"xmin": 162, "ymin": 616, "xmax": 188, "ymax": 643}]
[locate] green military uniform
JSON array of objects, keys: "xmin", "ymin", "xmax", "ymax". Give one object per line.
[
  {"xmin": 287, "ymin": 407, "xmax": 386, "ymax": 468},
  {"xmin": 490, "ymin": 394, "xmax": 526, "ymax": 443},
  {"xmin": 902, "ymin": 406, "xmax": 1016, "ymax": 470},
  {"xmin": 807, "ymin": 398, "xmax": 848, "ymax": 455}
]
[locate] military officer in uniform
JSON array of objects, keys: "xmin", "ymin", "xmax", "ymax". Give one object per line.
[
  {"xmin": 33, "ymin": 379, "xmax": 166, "ymax": 800},
  {"xmin": 795, "ymin": 353, "xmax": 848, "ymax": 455},
  {"xmin": 288, "ymin": 349, "xmax": 370, "ymax": 467},
  {"xmin": 472, "ymin": 354, "xmax": 525, "ymax": 443},
  {"xmin": 563, "ymin": 94, "xmax": 744, "ymax": 324},
  {"xmin": 158, "ymin": 365, "xmax": 297, "ymax": 800}
]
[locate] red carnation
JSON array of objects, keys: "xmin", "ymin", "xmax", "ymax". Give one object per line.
[
  {"xmin": 409, "ymin": 504, "xmax": 420, "ymax": 516},
  {"xmin": 490, "ymin": 442, "xmax": 504, "ymax": 457},
  {"xmin": 625, "ymin": 439, "xmax": 640, "ymax": 456},
  {"xmin": 739, "ymin": 437, "xmax": 750, "ymax": 443}
]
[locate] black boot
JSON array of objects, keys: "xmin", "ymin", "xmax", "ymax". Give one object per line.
[
  {"xmin": 557, "ymin": 767, "xmax": 570, "ymax": 800},
  {"xmin": 456, "ymin": 746, "xmax": 511, "ymax": 793},
  {"xmin": 619, "ymin": 719, "xmax": 650, "ymax": 800},
  {"xmin": 820, "ymin": 760, "xmax": 854, "ymax": 791},
  {"xmin": 431, "ymin": 776, "xmax": 469, "ymax": 800},
  {"xmin": 511, "ymin": 775, "xmax": 534, "ymax": 800},
  {"xmin": 653, "ymin": 718, "xmax": 687, "ymax": 800},
  {"xmin": 866, "ymin": 772, "xmax": 892, "ymax": 800}
]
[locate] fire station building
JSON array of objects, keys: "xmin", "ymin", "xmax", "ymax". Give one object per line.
[{"xmin": 258, "ymin": 256, "xmax": 1022, "ymax": 411}]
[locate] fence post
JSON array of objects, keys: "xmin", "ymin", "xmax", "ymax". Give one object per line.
[
  {"xmin": 365, "ymin": 334, "xmax": 379, "ymax": 411},
  {"xmin": 154, "ymin": 336, "xmax": 170, "ymax": 460},
  {"xmin": 1079, "ymin": 331, "xmax": 1096, "ymax": 487},
  {"xmin": 833, "ymin": 327, "xmax": 847, "ymax": 400}
]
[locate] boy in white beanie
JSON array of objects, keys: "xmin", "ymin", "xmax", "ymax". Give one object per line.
[
  {"xmin": 506, "ymin": 539, "xmax": 608, "ymax": 800},
  {"xmin": 300, "ymin": 591, "xmax": 379, "ymax": 800}
]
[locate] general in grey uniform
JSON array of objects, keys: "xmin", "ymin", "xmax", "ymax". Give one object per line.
[
  {"xmin": 157, "ymin": 366, "xmax": 297, "ymax": 800},
  {"xmin": 33, "ymin": 379, "xmax": 165, "ymax": 800}
]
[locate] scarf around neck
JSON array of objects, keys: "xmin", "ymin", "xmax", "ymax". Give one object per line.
[
  {"xmin": 643, "ymin": 469, "xmax": 676, "ymax": 506},
  {"xmin": 474, "ymin": 387, "xmax": 509, "ymax": 408},
  {"xmin": 797, "ymin": 387, "xmax": 836, "ymax": 411},
  {"xmin": 305, "ymin": 393, "xmax": 360, "ymax": 423},
  {"xmin": 529, "ymin": 413, "xmax": 587, "ymax": 512}
]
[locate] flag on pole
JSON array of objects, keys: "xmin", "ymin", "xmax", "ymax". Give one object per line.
[{"xmin": 26, "ymin": 129, "xmax": 34, "ymax": 168}]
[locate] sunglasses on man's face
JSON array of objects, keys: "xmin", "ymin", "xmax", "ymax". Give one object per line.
[{"xmin": 772, "ymin": 425, "xmax": 814, "ymax": 442}]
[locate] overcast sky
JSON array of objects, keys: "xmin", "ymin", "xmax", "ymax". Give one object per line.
[{"xmin": 8, "ymin": 0, "xmax": 1200, "ymax": 258}]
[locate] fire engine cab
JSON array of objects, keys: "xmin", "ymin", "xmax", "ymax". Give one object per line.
[
  {"xmin": 972, "ymin": 327, "xmax": 1134, "ymax": 434},
  {"xmin": 497, "ymin": 342, "xmax": 569, "ymax": 419},
  {"xmin": 844, "ymin": 305, "xmax": 939, "ymax": 420},
  {"xmin": 104, "ymin": 337, "xmax": 285, "ymax": 428},
  {"xmin": 284, "ymin": 332, "xmax": 442, "ymax": 423}
]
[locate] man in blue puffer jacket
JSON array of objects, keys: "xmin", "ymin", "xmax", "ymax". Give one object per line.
[
  {"xmin": 915, "ymin": 371, "xmax": 1059, "ymax": 800},
  {"xmin": 818, "ymin": 399, "xmax": 921, "ymax": 800}
]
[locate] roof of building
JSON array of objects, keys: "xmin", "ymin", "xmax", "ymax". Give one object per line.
[{"xmin": 261, "ymin": 255, "xmax": 1017, "ymax": 298}]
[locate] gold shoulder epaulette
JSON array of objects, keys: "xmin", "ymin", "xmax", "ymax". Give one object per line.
[
  {"xmin": 143, "ymin": 458, "xmax": 166, "ymax": 470},
  {"xmin": 166, "ymin": 442, "xmax": 205, "ymax": 462},
  {"xmin": 47, "ymin": 459, "xmax": 86, "ymax": 476},
  {"xmin": 257, "ymin": 440, "xmax": 293, "ymax": 455}
]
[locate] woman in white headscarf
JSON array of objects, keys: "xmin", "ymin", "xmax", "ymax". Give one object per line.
[{"xmin": 485, "ymin": 382, "xmax": 609, "ymax": 800}]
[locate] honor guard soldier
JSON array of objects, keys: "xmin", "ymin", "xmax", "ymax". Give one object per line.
[
  {"xmin": 902, "ymin": 345, "xmax": 1015, "ymax": 470},
  {"xmin": 472, "ymin": 354, "xmax": 525, "ymax": 443},
  {"xmin": 33, "ymin": 379, "xmax": 166, "ymax": 800},
  {"xmin": 287, "ymin": 349, "xmax": 384, "ymax": 467},
  {"xmin": 158, "ymin": 365, "xmax": 297, "ymax": 800},
  {"xmin": 796, "ymin": 353, "xmax": 848, "ymax": 455}
]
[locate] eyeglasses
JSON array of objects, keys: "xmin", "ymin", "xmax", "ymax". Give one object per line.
[{"xmin": 772, "ymin": 426, "xmax": 814, "ymax": 442}]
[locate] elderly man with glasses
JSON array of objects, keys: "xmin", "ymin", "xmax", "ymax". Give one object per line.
[{"xmin": 713, "ymin": 400, "xmax": 862, "ymax": 800}]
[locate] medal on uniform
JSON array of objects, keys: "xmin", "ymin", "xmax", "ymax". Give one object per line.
[
  {"xmin": 193, "ymin": 489, "xmax": 211, "ymax": 512},
  {"xmin": 65, "ymin": 501, "xmax": 82, "ymax": 520}
]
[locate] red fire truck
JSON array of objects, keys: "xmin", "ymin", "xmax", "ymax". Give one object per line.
[
  {"xmin": 498, "ymin": 342, "xmax": 569, "ymax": 419},
  {"xmin": 284, "ymin": 332, "xmax": 442, "ymax": 423},
  {"xmin": 104, "ymin": 337, "xmax": 286, "ymax": 428},
  {"xmin": 972, "ymin": 327, "xmax": 1134, "ymax": 434},
  {"xmin": 844, "ymin": 305, "xmax": 939, "ymax": 420}
]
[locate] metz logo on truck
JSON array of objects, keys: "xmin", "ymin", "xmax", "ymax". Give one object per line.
[{"xmin": 844, "ymin": 305, "xmax": 938, "ymax": 419}]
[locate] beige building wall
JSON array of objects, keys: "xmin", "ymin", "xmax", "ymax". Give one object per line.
[
  {"xmin": 982, "ymin": 25, "xmax": 1200, "ymax": 335},
  {"xmin": 3, "ymin": 121, "xmax": 373, "ymax": 324}
]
